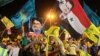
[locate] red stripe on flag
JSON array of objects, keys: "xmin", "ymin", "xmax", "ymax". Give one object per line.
[{"xmin": 72, "ymin": 0, "xmax": 91, "ymax": 28}]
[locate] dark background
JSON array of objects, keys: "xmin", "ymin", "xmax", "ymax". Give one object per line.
[
  {"xmin": 0, "ymin": 0, "xmax": 99, "ymax": 38},
  {"xmin": 0, "ymin": 0, "xmax": 100, "ymax": 18}
]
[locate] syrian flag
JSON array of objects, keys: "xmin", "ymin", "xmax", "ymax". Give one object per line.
[
  {"xmin": 67, "ymin": 11, "xmax": 88, "ymax": 34},
  {"xmin": 72, "ymin": 0, "xmax": 91, "ymax": 28},
  {"xmin": 58, "ymin": 0, "xmax": 91, "ymax": 38}
]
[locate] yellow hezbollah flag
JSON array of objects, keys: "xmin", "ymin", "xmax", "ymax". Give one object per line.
[
  {"xmin": 63, "ymin": 29, "xmax": 70, "ymax": 35},
  {"xmin": 45, "ymin": 26, "xmax": 60, "ymax": 38},
  {"xmin": 80, "ymin": 50, "xmax": 91, "ymax": 56},
  {"xmin": 88, "ymin": 23, "xmax": 100, "ymax": 36},
  {"xmin": 84, "ymin": 30, "xmax": 98, "ymax": 43},
  {"xmin": 1, "ymin": 16, "xmax": 14, "ymax": 29},
  {"xmin": 84, "ymin": 23, "xmax": 100, "ymax": 43},
  {"xmin": 63, "ymin": 29, "xmax": 70, "ymax": 38},
  {"xmin": 45, "ymin": 26, "xmax": 60, "ymax": 56},
  {"xmin": 97, "ymin": 26, "xmax": 100, "ymax": 31}
]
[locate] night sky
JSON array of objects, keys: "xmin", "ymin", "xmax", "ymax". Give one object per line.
[
  {"xmin": 0, "ymin": 0, "xmax": 99, "ymax": 38},
  {"xmin": 0, "ymin": 0, "xmax": 100, "ymax": 18},
  {"xmin": 0, "ymin": 0, "xmax": 57, "ymax": 18}
]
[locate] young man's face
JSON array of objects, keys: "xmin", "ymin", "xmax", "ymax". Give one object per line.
[{"xmin": 59, "ymin": 1, "xmax": 73, "ymax": 14}]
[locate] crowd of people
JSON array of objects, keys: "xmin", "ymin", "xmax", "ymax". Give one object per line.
[
  {"xmin": 0, "ymin": 0, "xmax": 100, "ymax": 56},
  {"xmin": 0, "ymin": 20, "xmax": 100, "ymax": 56},
  {"xmin": 0, "ymin": 31, "xmax": 100, "ymax": 56}
]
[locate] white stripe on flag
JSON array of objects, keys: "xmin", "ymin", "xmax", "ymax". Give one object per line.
[{"xmin": 67, "ymin": 11, "xmax": 86, "ymax": 34}]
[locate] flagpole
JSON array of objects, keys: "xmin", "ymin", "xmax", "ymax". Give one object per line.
[
  {"xmin": 43, "ymin": 9, "xmax": 53, "ymax": 56},
  {"xmin": 46, "ymin": 35, "xmax": 49, "ymax": 56},
  {"xmin": 42, "ymin": 1, "xmax": 58, "ymax": 29},
  {"xmin": 21, "ymin": 21, "xmax": 25, "ymax": 37},
  {"xmin": 43, "ymin": 3, "xmax": 57, "ymax": 56},
  {"xmin": 57, "ymin": 29, "xmax": 66, "ymax": 55},
  {"xmin": 28, "ymin": 18, "xmax": 31, "ymax": 32}
]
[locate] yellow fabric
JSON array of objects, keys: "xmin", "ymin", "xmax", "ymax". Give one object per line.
[
  {"xmin": 97, "ymin": 26, "xmax": 100, "ymax": 31},
  {"xmin": 88, "ymin": 23, "xmax": 100, "ymax": 36},
  {"xmin": 0, "ymin": 46, "xmax": 8, "ymax": 56},
  {"xmin": 64, "ymin": 29, "xmax": 70, "ymax": 35},
  {"xmin": 0, "ymin": 46, "xmax": 2, "ymax": 55},
  {"xmin": 68, "ymin": 44, "xmax": 77, "ymax": 55},
  {"xmin": 45, "ymin": 26, "xmax": 60, "ymax": 38},
  {"xmin": 64, "ymin": 29, "xmax": 70, "ymax": 38},
  {"xmin": 84, "ymin": 23, "xmax": 100, "ymax": 43},
  {"xmin": 84, "ymin": 32, "xmax": 98, "ymax": 43},
  {"xmin": 1, "ymin": 16, "xmax": 14, "ymax": 29},
  {"xmin": 3, "ymin": 49, "xmax": 8, "ymax": 56},
  {"xmin": 34, "ymin": 44, "xmax": 40, "ymax": 52},
  {"xmin": 46, "ymin": 36, "xmax": 49, "ymax": 56},
  {"xmin": 80, "ymin": 50, "xmax": 91, "ymax": 56}
]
